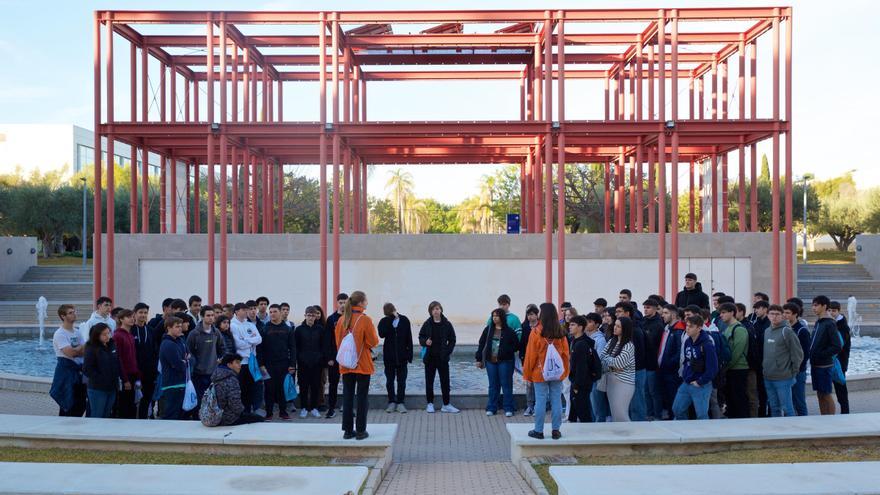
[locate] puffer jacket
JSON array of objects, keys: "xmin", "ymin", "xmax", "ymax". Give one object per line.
[{"xmin": 211, "ymin": 365, "xmax": 244, "ymax": 426}]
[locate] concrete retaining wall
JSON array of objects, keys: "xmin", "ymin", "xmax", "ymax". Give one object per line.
[
  {"xmin": 0, "ymin": 237, "xmax": 36, "ymax": 284},
  {"xmin": 856, "ymin": 234, "xmax": 880, "ymax": 279}
]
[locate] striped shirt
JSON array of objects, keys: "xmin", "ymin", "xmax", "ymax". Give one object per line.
[{"xmin": 601, "ymin": 340, "xmax": 636, "ymax": 385}]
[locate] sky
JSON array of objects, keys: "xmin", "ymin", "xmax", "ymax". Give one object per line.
[{"xmin": 0, "ymin": 0, "xmax": 878, "ymax": 205}]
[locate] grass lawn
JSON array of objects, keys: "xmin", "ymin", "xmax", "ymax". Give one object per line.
[
  {"xmin": 533, "ymin": 445, "xmax": 880, "ymax": 495},
  {"xmin": 37, "ymin": 256, "xmax": 91, "ymax": 266},
  {"xmin": 0, "ymin": 446, "xmax": 331, "ymax": 467},
  {"xmin": 797, "ymin": 249, "xmax": 855, "ymax": 264}
]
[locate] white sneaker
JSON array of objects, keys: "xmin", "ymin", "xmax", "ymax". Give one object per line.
[
  {"xmin": 299, "ymin": 408, "xmax": 308, "ymax": 418},
  {"xmin": 426, "ymin": 403, "xmax": 435, "ymax": 413},
  {"xmin": 396, "ymin": 403, "xmax": 408, "ymax": 414},
  {"xmin": 441, "ymin": 404, "xmax": 460, "ymax": 414},
  {"xmin": 386, "ymin": 402, "xmax": 397, "ymax": 413},
  {"xmin": 310, "ymin": 408, "xmax": 321, "ymax": 418},
  {"xmin": 505, "ymin": 411, "xmax": 514, "ymax": 417},
  {"xmin": 486, "ymin": 410, "xmax": 495, "ymax": 416}
]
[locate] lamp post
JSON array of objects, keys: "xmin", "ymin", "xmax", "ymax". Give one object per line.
[
  {"xmin": 81, "ymin": 176, "xmax": 87, "ymax": 267},
  {"xmin": 801, "ymin": 173, "xmax": 813, "ymax": 262}
]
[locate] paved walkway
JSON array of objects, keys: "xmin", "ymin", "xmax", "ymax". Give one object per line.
[{"xmin": 3, "ymin": 388, "xmax": 880, "ymax": 495}]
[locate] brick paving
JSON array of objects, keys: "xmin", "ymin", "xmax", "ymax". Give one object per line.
[{"xmin": 3, "ymin": 388, "xmax": 880, "ymax": 495}]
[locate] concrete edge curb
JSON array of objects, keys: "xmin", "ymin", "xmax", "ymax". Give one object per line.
[{"xmin": 518, "ymin": 458, "xmax": 550, "ymax": 495}]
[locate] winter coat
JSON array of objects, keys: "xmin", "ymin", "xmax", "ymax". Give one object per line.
[
  {"xmin": 475, "ymin": 324, "xmax": 519, "ymax": 363},
  {"xmin": 83, "ymin": 341, "xmax": 120, "ymax": 392},
  {"xmin": 334, "ymin": 306, "xmax": 380, "ymax": 376},
  {"xmin": 418, "ymin": 316, "xmax": 456, "ymax": 364},
  {"xmin": 522, "ymin": 323, "xmax": 570, "ymax": 383},
  {"xmin": 260, "ymin": 321, "xmax": 297, "ymax": 368},
  {"xmin": 294, "ymin": 322, "xmax": 325, "ymax": 368},
  {"xmin": 378, "ymin": 314, "xmax": 414, "ymax": 365},
  {"xmin": 211, "ymin": 365, "xmax": 244, "ymax": 426},
  {"xmin": 674, "ymin": 282, "xmax": 710, "ymax": 309}
]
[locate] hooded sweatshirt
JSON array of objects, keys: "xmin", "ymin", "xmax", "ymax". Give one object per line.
[
  {"xmin": 681, "ymin": 330, "xmax": 718, "ymax": 386},
  {"xmin": 211, "ymin": 365, "xmax": 244, "ymax": 426},
  {"xmin": 186, "ymin": 322, "xmax": 225, "ymax": 376},
  {"xmin": 762, "ymin": 322, "xmax": 804, "ymax": 381},
  {"xmin": 675, "ymin": 282, "xmax": 710, "ymax": 309}
]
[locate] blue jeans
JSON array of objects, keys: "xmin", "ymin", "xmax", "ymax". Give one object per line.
[
  {"xmin": 591, "ymin": 383, "xmax": 610, "ymax": 422},
  {"xmin": 792, "ymin": 371, "xmax": 807, "ymax": 416},
  {"xmin": 765, "ymin": 377, "xmax": 796, "ymax": 417},
  {"xmin": 645, "ymin": 370, "xmax": 662, "ymax": 419},
  {"xmin": 486, "ymin": 360, "xmax": 515, "ymax": 413},
  {"xmin": 533, "ymin": 380, "xmax": 563, "ymax": 433},
  {"xmin": 87, "ymin": 389, "xmax": 116, "ymax": 418},
  {"xmin": 672, "ymin": 382, "xmax": 712, "ymax": 420},
  {"xmin": 629, "ymin": 369, "xmax": 647, "ymax": 421}
]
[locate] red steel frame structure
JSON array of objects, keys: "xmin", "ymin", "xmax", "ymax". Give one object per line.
[{"xmin": 92, "ymin": 8, "xmax": 794, "ymax": 309}]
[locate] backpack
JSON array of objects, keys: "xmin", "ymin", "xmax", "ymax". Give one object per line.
[
  {"xmin": 542, "ymin": 339, "xmax": 565, "ymax": 381},
  {"xmin": 199, "ymin": 383, "xmax": 223, "ymax": 427},
  {"xmin": 336, "ymin": 315, "xmax": 364, "ymax": 370},
  {"xmin": 713, "ymin": 326, "xmax": 734, "ymax": 369}
]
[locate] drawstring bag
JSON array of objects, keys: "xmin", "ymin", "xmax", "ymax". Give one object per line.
[
  {"xmin": 542, "ymin": 339, "xmax": 564, "ymax": 381},
  {"xmin": 283, "ymin": 373, "xmax": 298, "ymax": 401},
  {"xmin": 182, "ymin": 367, "xmax": 199, "ymax": 412},
  {"xmin": 337, "ymin": 315, "xmax": 364, "ymax": 370},
  {"xmin": 248, "ymin": 351, "xmax": 262, "ymax": 381}
]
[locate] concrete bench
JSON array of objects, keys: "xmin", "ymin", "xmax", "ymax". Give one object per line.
[
  {"xmin": 550, "ymin": 462, "xmax": 880, "ymax": 495},
  {"xmin": 0, "ymin": 414, "xmax": 396, "ymax": 460},
  {"xmin": 0, "ymin": 462, "xmax": 368, "ymax": 495},
  {"xmin": 509, "ymin": 413, "xmax": 880, "ymax": 462}
]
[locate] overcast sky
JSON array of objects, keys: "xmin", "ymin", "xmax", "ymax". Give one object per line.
[{"xmin": 1, "ymin": 0, "xmax": 877, "ymax": 204}]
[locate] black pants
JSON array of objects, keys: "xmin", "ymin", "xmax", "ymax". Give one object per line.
[
  {"xmin": 326, "ymin": 363, "xmax": 340, "ymax": 410},
  {"xmin": 834, "ymin": 381, "xmax": 850, "ymax": 414},
  {"xmin": 240, "ymin": 365, "xmax": 257, "ymax": 413},
  {"xmin": 725, "ymin": 369, "xmax": 750, "ymax": 418},
  {"xmin": 385, "ymin": 362, "xmax": 408, "ymax": 403},
  {"xmin": 342, "ymin": 373, "xmax": 370, "ymax": 434},
  {"xmin": 116, "ymin": 385, "xmax": 137, "ymax": 419},
  {"xmin": 425, "ymin": 358, "xmax": 451, "ymax": 405},
  {"xmin": 59, "ymin": 383, "xmax": 88, "ymax": 417},
  {"xmin": 756, "ymin": 372, "xmax": 769, "ymax": 418},
  {"xmin": 569, "ymin": 384, "xmax": 593, "ymax": 423},
  {"xmin": 265, "ymin": 365, "xmax": 291, "ymax": 416},
  {"xmin": 231, "ymin": 412, "xmax": 266, "ymax": 425},
  {"xmin": 298, "ymin": 364, "xmax": 323, "ymax": 411},
  {"xmin": 137, "ymin": 374, "xmax": 157, "ymax": 419}
]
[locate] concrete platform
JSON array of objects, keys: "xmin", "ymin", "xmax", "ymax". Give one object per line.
[
  {"xmin": 509, "ymin": 413, "xmax": 880, "ymax": 462},
  {"xmin": 550, "ymin": 462, "xmax": 880, "ymax": 495},
  {"xmin": 0, "ymin": 414, "xmax": 396, "ymax": 460},
  {"xmin": 0, "ymin": 462, "xmax": 368, "ymax": 495}
]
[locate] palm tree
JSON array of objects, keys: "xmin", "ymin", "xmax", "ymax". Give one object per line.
[{"xmin": 385, "ymin": 169, "xmax": 415, "ymax": 233}]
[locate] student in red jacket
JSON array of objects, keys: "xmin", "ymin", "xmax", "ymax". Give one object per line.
[{"xmin": 113, "ymin": 309, "xmax": 141, "ymax": 418}]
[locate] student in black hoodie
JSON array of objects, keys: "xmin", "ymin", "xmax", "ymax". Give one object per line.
[
  {"xmin": 323, "ymin": 293, "xmax": 347, "ymax": 419},
  {"xmin": 476, "ymin": 308, "xmax": 519, "ymax": 417},
  {"xmin": 568, "ymin": 315, "xmax": 601, "ymax": 423},
  {"xmin": 147, "ymin": 298, "xmax": 174, "ymax": 335},
  {"xmin": 641, "ymin": 299, "xmax": 665, "ymax": 420},
  {"xmin": 132, "ymin": 302, "xmax": 158, "ymax": 419},
  {"xmin": 260, "ymin": 304, "xmax": 297, "ymax": 421},
  {"xmin": 747, "ymin": 300, "xmax": 771, "ymax": 417},
  {"xmin": 83, "ymin": 323, "xmax": 120, "ymax": 418},
  {"xmin": 829, "ymin": 301, "xmax": 851, "ymax": 414},
  {"xmin": 810, "ymin": 296, "xmax": 842, "ymax": 415},
  {"xmin": 418, "ymin": 301, "xmax": 459, "ymax": 413},
  {"xmin": 674, "ymin": 273, "xmax": 710, "ymax": 309},
  {"xmin": 295, "ymin": 306, "xmax": 325, "ymax": 419},
  {"xmin": 378, "ymin": 302, "xmax": 413, "ymax": 414}
]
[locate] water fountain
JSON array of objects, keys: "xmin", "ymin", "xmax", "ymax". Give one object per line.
[{"xmin": 35, "ymin": 296, "xmax": 48, "ymax": 348}]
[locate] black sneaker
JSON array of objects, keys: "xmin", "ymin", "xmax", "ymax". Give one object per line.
[
  {"xmin": 355, "ymin": 431, "xmax": 369, "ymax": 441},
  {"xmin": 326, "ymin": 409, "xmax": 337, "ymax": 419},
  {"xmin": 343, "ymin": 431, "xmax": 356, "ymax": 440},
  {"xmin": 527, "ymin": 430, "xmax": 544, "ymax": 440},
  {"xmin": 552, "ymin": 430, "xmax": 562, "ymax": 440}
]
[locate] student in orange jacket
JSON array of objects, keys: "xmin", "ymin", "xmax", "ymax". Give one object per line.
[
  {"xmin": 335, "ymin": 290, "xmax": 379, "ymax": 440},
  {"xmin": 522, "ymin": 302, "xmax": 570, "ymax": 440}
]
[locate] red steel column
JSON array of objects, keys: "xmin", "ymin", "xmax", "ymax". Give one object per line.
[
  {"xmin": 92, "ymin": 13, "xmax": 102, "ymax": 299},
  {"xmin": 129, "ymin": 44, "xmax": 138, "ymax": 234},
  {"xmin": 160, "ymin": 156, "xmax": 167, "ymax": 233},
  {"xmin": 231, "ymin": 146, "xmax": 238, "ymax": 234},
  {"xmin": 784, "ymin": 9, "xmax": 794, "ymax": 299},
  {"xmin": 185, "ymin": 162, "xmax": 191, "ymax": 233},
  {"xmin": 543, "ymin": 11, "xmax": 553, "ymax": 303},
  {"xmin": 616, "ymin": 149, "xmax": 624, "ymax": 232},
  {"xmin": 628, "ymin": 156, "xmax": 636, "ymax": 231},
  {"xmin": 140, "ymin": 145, "xmax": 148, "ymax": 234},
  {"xmin": 362, "ymin": 160, "xmax": 368, "ymax": 232},
  {"xmin": 711, "ymin": 152, "xmax": 718, "ymax": 232},
  {"xmin": 771, "ymin": 9, "xmax": 781, "ymax": 303},
  {"xmin": 520, "ymin": 161, "xmax": 527, "ymax": 230},
  {"xmin": 105, "ymin": 18, "xmax": 115, "ymax": 300},
  {"xmin": 352, "ymin": 152, "xmax": 361, "ymax": 233},
  {"xmin": 721, "ymin": 61, "xmax": 729, "ymax": 232},
  {"xmin": 242, "ymin": 148, "xmax": 250, "ymax": 234},
  {"xmin": 738, "ymin": 35, "xmax": 747, "ymax": 231},
  {"xmin": 635, "ymin": 37, "xmax": 644, "ymax": 233},
  {"xmin": 318, "ymin": 12, "xmax": 328, "ymax": 310},
  {"xmin": 194, "ymin": 162, "xmax": 200, "ymax": 233},
  {"xmin": 689, "ymin": 160, "xmax": 696, "ymax": 232},
  {"xmin": 603, "ymin": 161, "xmax": 610, "ymax": 233},
  {"xmin": 750, "ymin": 41, "xmax": 758, "ymax": 232},
  {"xmin": 219, "ymin": 19, "xmax": 228, "ymax": 303},
  {"xmin": 556, "ymin": 12, "xmax": 566, "ymax": 305},
  {"xmin": 657, "ymin": 9, "xmax": 667, "ymax": 299},
  {"xmin": 343, "ymin": 148, "xmax": 351, "ymax": 233},
  {"xmin": 525, "ymin": 153, "xmax": 533, "ymax": 233},
  {"xmin": 636, "ymin": 138, "xmax": 644, "ymax": 232},
  {"xmin": 648, "ymin": 147, "xmax": 655, "ymax": 233},
  {"xmin": 170, "ymin": 153, "xmax": 177, "ymax": 234},
  {"xmin": 251, "ymin": 156, "xmax": 258, "ymax": 233},
  {"xmin": 331, "ymin": 14, "xmax": 341, "ymax": 298},
  {"xmin": 206, "ymin": 17, "xmax": 215, "ymax": 304},
  {"xmin": 670, "ymin": 10, "xmax": 679, "ymax": 297},
  {"xmin": 278, "ymin": 163, "xmax": 285, "ymax": 233}
]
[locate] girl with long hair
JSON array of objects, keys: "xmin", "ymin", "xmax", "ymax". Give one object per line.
[
  {"xmin": 600, "ymin": 316, "xmax": 636, "ymax": 422},
  {"xmin": 476, "ymin": 307, "xmax": 519, "ymax": 416},
  {"xmin": 522, "ymin": 303, "xmax": 570, "ymax": 440},
  {"xmin": 335, "ymin": 291, "xmax": 379, "ymax": 439}
]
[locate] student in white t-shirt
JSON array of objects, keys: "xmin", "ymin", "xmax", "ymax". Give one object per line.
[{"xmin": 50, "ymin": 304, "xmax": 88, "ymax": 417}]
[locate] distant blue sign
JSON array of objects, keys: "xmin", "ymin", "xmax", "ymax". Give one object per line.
[{"xmin": 507, "ymin": 213, "xmax": 521, "ymax": 234}]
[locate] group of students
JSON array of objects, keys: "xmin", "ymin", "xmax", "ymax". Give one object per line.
[
  {"xmin": 490, "ymin": 272, "xmax": 852, "ymax": 440},
  {"xmin": 50, "ymin": 291, "xmax": 381, "ymax": 440}
]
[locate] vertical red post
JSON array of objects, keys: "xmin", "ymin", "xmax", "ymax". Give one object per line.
[
  {"xmin": 603, "ymin": 161, "xmax": 611, "ymax": 233},
  {"xmin": 361, "ymin": 160, "xmax": 368, "ymax": 232},
  {"xmin": 628, "ymin": 156, "xmax": 636, "ymax": 231},
  {"xmin": 657, "ymin": 9, "xmax": 667, "ymax": 299},
  {"xmin": 170, "ymin": 154, "xmax": 177, "ymax": 234},
  {"xmin": 206, "ymin": 17, "xmax": 215, "ymax": 304},
  {"xmin": 105, "ymin": 18, "xmax": 115, "ymax": 300},
  {"xmin": 194, "ymin": 162, "xmax": 200, "ymax": 234},
  {"xmin": 242, "ymin": 148, "xmax": 250, "ymax": 234},
  {"xmin": 543, "ymin": 11, "xmax": 553, "ymax": 303},
  {"xmin": 525, "ymin": 153, "xmax": 533, "ymax": 233},
  {"xmin": 331, "ymin": 14, "xmax": 341, "ymax": 298},
  {"xmin": 711, "ymin": 153, "xmax": 718, "ymax": 232},
  {"xmin": 141, "ymin": 145, "xmax": 148, "ymax": 234},
  {"xmin": 556, "ymin": 12, "xmax": 566, "ymax": 305},
  {"xmin": 670, "ymin": 10, "xmax": 679, "ymax": 297},
  {"xmin": 160, "ymin": 156, "xmax": 167, "ymax": 234},
  {"xmin": 636, "ymin": 138, "xmax": 644, "ymax": 232},
  {"xmin": 648, "ymin": 147, "xmax": 655, "ymax": 233},
  {"xmin": 689, "ymin": 160, "xmax": 695, "ymax": 232},
  {"xmin": 616, "ymin": 149, "xmax": 624, "ymax": 232},
  {"xmin": 251, "ymin": 156, "xmax": 258, "ymax": 233},
  {"xmin": 185, "ymin": 162, "xmax": 191, "ymax": 233},
  {"xmin": 534, "ymin": 142, "xmax": 542, "ymax": 234},
  {"xmin": 232, "ymin": 145, "xmax": 238, "ymax": 234},
  {"xmin": 129, "ymin": 43, "xmax": 138, "ymax": 234},
  {"xmin": 647, "ymin": 44, "xmax": 654, "ymax": 120},
  {"xmin": 219, "ymin": 19, "xmax": 228, "ymax": 303},
  {"xmin": 738, "ymin": 36, "xmax": 747, "ymax": 232},
  {"xmin": 784, "ymin": 9, "xmax": 794, "ymax": 299},
  {"xmin": 750, "ymin": 41, "xmax": 758, "ymax": 232},
  {"xmin": 170, "ymin": 64, "xmax": 177, "ymax": 123},
  {"xmin": 318, "ymin": 12, "xmax": 328, "ymax": 310},
  {"xmin": 771, "ymin": 9, "xmax": 781, "ymax": 303},
  {"xmin": 721, "ymin": 61, "xmax": 729, "ymax": 232},
  {"xmin": 93, "ymin": 13, "xmax": 102, "ymax": 300}
]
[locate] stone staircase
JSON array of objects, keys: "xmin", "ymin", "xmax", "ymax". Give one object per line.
[
  {"xmin": 0, "ymin": 266, "xmax": 93, "ymax": 328},
  {"xmin": 797, "ymin": 263, "xmax": 880, "ymax": 334}
]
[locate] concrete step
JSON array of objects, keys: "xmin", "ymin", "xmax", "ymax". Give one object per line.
[
  {"xmin": 0, "ymin": 301, "xmax": 94, "ymax": 324},
  {"xmin": 797, "ymin": 263, "xmax": 873, "ymax": 280},
  {"xmin": 19, "ymin": 266, "xmax": 92, "ymax": 283},
  {"xmin": 0, "ymin": 282, "xmax": 92, "ymax": 301}
]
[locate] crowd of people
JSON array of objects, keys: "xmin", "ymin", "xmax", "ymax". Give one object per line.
[{"xmin": 48, "ymin": 271, "xmax": 853, "ymax": 440}]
